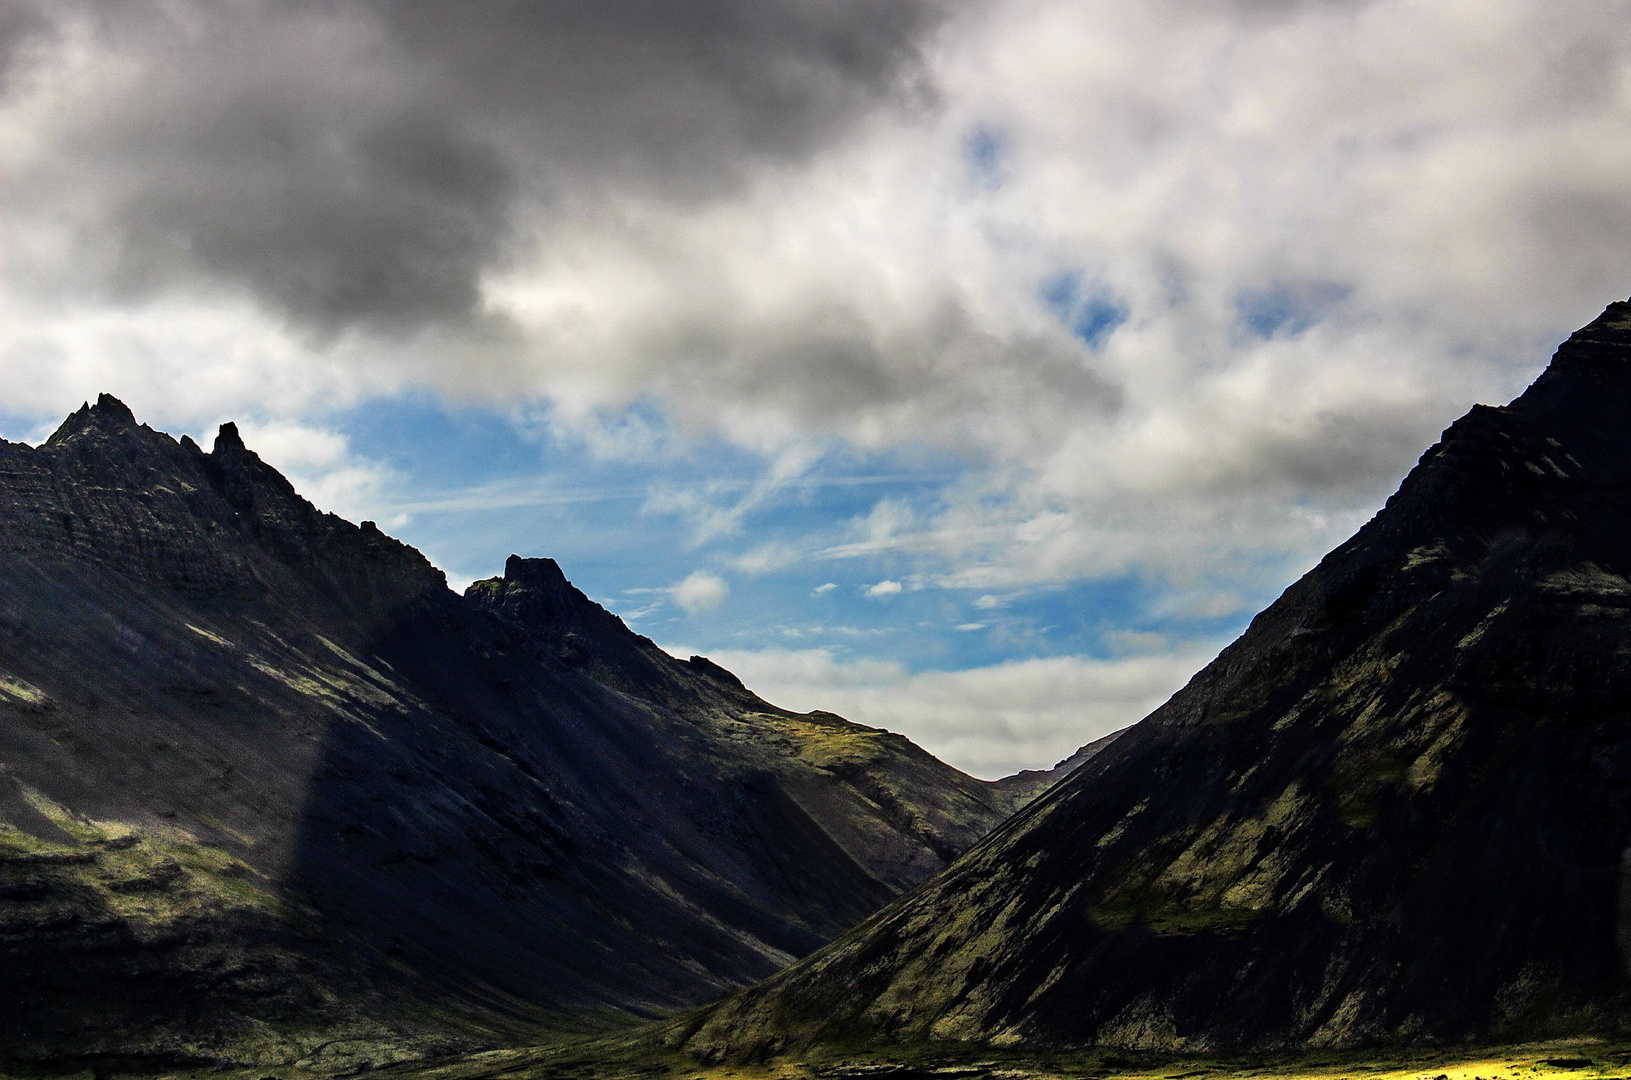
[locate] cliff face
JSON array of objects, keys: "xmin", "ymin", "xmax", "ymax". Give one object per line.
[
  {"xmin": 681, "ymin": 300, "xmax": 1631, "ymax": 1058},
  {"xmin": 0, "ymin": 397, "xmax": 1016, "ymax": 1068}
]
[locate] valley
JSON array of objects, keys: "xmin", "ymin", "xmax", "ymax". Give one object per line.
[
  {"xmin": 0, "ymin": 398, "xmax": 1077, "ymax": 1067},
  {"xmin": 9, "ymin": 301, "xmax": 1631, "ymax": 1075}
]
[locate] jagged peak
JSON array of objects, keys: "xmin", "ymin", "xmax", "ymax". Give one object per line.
[
  {"xmin": 213, "ymin": 421, "xmax": 246, "ymax": 454},
  {"xmin": 475, "ymin": 555, "xmax": 675, "ymax": 654},
  {"xmin": 44, "ymin": 403, "xmax": 93, "ymax": 446},
  {"xmin": 481, "ymin": 555, "xmax": 616, "ymax": 630},
  {"xmin": 93, "ymin": 392, "xmax": 136, "ymax": 424},
  {"xmin": 45, "ymin": 393, "xmax": 141, "ymax": 446},
  {"xmin": 504, "ymin": 554, "xmax": 569, "ymax": 586}
]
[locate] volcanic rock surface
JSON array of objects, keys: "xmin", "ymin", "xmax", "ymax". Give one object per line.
[
  {"xmin": 680, "ymin": 300, "xmax": 1631, "ymax": 1057},
  {"xmin": 0, "ymin": 398, "xmax": 1025, "ymax": 1067}
]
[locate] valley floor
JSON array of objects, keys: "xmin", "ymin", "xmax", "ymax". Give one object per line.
[{"xmin": 19, "ymin": 1037, "xmax": 1631, "ymax": 1080}]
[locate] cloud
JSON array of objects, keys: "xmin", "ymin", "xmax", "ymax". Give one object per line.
[
  {"xmin": 4, "ymin": 0, "xmax": 1631, "ymax": 642},
  {"xmin": 865, "ymin": 579, "xmax": 903, "ymax": 597},
  {"xmin": 683, "ymin": 644, "xmax": 1225, "ymax": 778},
  {"xmin": 812, "ymin": 582, "xmax": 839, "ymax": 594},
  {"xmin": 729, "ymin": 541, "xmax": 804, "ymax": 576},
  {"xmin": 0, "ymin": 0, "xmax": 945, "ymax": 333},
  {"xmin": 0, "ymin": 3, "xmax": 50, "ymax": 94},
  {"xmin": 230, "ymin": 420, "xmax": 350, "ymax": 475},
  {"xmin": 672, "ymin": 571, "xmax": 731, "ymax": 615},
  {"xmin": 644, "ymin": 444, "xmax": 828, "ymax": 546}
]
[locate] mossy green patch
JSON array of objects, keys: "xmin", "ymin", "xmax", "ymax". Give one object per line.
[
  {"xmin": 1087, "ymin": 785, "xmax": 1309, "ymax": 936},
  {"xmin": 0, "ymin": 788, "xmax": 279, "ymax": 923},
  {"xmin": 0, "ymin": 674, "xmax": 47, "ymax": 705},
  {"xmin": 212, "ymin": 1034, "xmax": 1631, "ymax": 1080}
]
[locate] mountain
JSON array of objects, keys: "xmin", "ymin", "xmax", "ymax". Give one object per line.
[
  {"xmin": 987, "ymin": 728, "xmax": 1126, "ymax": 808},
  {"xmin": 679, "ymin": 299, "xmax": 1631, "ymax": 1058},
  {"xmin": 0, "ymin": 397, "xmax": 1025, "ymax": 1069}
]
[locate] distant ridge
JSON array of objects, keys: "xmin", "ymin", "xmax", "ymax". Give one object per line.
[
  {"xmin": 0, "ymin": 398, "xmax": 1033, "ymax": 1068},
  {"xmin": 989, "ymin": 728, "xmax": 1126, "ymax": 806},
  {"xmin": 681, "ymin": 298, "xmax": 1631, "ymax": 1056}
]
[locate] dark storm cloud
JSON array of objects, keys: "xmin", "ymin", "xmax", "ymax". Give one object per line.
[
  {"xmin": 371, "ymin": 0, "xmax": 945, "ymax": 187},
  {"xmin": 6, "ymin": 0, "xmax": 949, "ymax": 333},
  {"xmin": 0, "ymin": 0, "xmax": 50, "ymax": 83},
  {"xmin": 107, "ymin": 97, "xmax": 516, "ymax": 332},
  {"xmin": 0, "ymin": 2, "xmax": 50, "ymax": 92}
]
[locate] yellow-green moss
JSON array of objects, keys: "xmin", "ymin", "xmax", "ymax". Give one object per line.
[
  {"xmin": 0, "ymin": 674, "xmax": 46, "ymax": 704},
  {"xmin": 1087, "ymin": 785, "xmax": 1309, "ymax": 936},
  {"xmin": 0, "ymin": 788, "xmax": 279, "ymax": 924}
]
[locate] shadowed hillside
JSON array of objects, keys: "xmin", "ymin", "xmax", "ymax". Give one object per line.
[
  {"xmin": 0, "ymin": 398, "xmax": 1032, "ymax": 1069},
  {"xmin": 679, "ymin": 299, "xmax": 1631, "ymax": 1058}
]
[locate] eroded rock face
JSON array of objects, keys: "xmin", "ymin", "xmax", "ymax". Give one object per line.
[
  {"xmin": 0, "ymin": 398, "xmax": 1019, "ymax": 1067},
  {"xmin": 680, "ymin": 300, "xmax": 1631, "ymax": 1058}
]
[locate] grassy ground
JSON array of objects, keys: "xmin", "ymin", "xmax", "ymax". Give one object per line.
[{"xmin": 16, "ymin": 1036, "xmax": 1629, "ymax": 1080}]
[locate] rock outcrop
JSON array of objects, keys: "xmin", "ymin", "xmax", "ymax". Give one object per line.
[
  {"xmin": 680, "ymin": 299, "xmax": 1631, "ymax": 1057},
  {"xmin": 0, "ymin": 397, "xmax": 1020, "ymax": 1067}
]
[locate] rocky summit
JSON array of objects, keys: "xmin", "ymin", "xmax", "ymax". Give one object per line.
[
  {"xmin": 0, "ymin": 397, "xmax": 1029, "ymax": 1069},
  {"xmin": 679, "ymin": 299, "xmax": 1631, "ymax": 1058}
]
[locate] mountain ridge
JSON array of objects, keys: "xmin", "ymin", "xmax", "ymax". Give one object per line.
[
  {"xmin": 676, "ymin": 297, "xmax": 1631, "ymax": 1059},
  {"xmin": 0, "ymin": 395, "xmax": 1046, "ymax": 1068}
]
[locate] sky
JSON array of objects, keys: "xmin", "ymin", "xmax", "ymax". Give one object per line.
[{"xmin": 2, "ymin": 0, "xmax": 1629, "ymax": 778}]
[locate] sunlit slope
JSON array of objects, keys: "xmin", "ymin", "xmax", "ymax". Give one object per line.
[
  {"xmin": 681, "ymin": 300, "xmax": 1631, "ymax": 1056},
  {"xmin": 372, "ymin": 1034, "xmax": 1631, "ymax": 1080},
  {"xmin": 0, "ymin": 397, "xmax": 1021, "ymax": 1067}
]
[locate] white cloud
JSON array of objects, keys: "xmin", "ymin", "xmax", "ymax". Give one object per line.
[
  {"xmin": 643, "ymin": 444, "xmax": 828, "ymax": 546},
  {"xmin": 683, "ymin": 643, "xmax": 1224, "ymax": 778},
  {"xmin": 728, "ymin": 540, "xmax": 804, "ymax": 576},
  {"xmin": 0, "ymin": 294, "xmax": 403, "ymax": 434},
  {"xmin": 1101, "ymin": 628, "xmax": 1169, "ymax": 656},
  {"xmin": 812, "ymin": 582, "xmax": 838, "ymax": 594},
  {"xmin": 4, "ymin": 0, "xmax": 1630, "ymax": 735},
  {"xmin": 671, "ymin": 571, "xmax": 731, "ymax": 615},
  {"xmin": 865, "ymin": 579, "xmax": 904, "ymax": 597}
]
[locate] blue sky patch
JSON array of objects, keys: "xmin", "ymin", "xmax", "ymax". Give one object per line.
[
  {"xmin": 1041, "ymin": 270, "xmax": 1128, "ymax": 349},
  {"xmin": 319, "ymin": 397, "xmax": 1265, "ymax": 672},
  {"xmin": 1235, "ymin": 280, "xmax": 1351, "ymax": 339},
  {"xmin": 964, "ymin": 125, "xmax": 1007, "ymax": 190}
]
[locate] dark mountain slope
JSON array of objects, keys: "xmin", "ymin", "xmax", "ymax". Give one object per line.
[
  {"xmin": 988, "ymin": 728, "xmax": 1126, "ymax": 808},
  {"xmin": 681, "ymin": 299, "xmax": 1631, "ymax": 1058},
  {"xmin": 0, "ymin": 397, "xmax": 1016, "ymax": 1067}
]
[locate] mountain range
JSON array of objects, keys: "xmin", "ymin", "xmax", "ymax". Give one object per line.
[
  {"xmin": 14, "ymin": 299, "xmax": 1629, "ymax": 1074},
  {"xmin": 0, "ymin": 397, "xmax": 1078, "ymax": 1069}
]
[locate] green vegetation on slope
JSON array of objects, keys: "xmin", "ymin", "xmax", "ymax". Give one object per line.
[{"xmin": 28, "ymin": 1035, "xmax": 1631, "ymax": 1080}]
